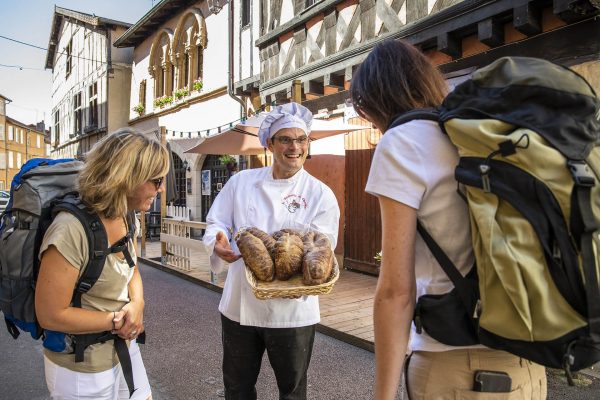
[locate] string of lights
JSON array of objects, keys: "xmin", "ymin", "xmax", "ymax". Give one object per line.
[
  {"xmin": 162, "ymin": 103, "xmax": 275, "ymax": 139},
  {"xmin": 165, "ymin": 116, "xmax": 249, "ymax": 139}
]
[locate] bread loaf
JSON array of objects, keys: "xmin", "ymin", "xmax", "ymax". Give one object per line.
[
  {"xmin": 246, "ymin": 226, "xmax": 277, "ymax": 255},
  {"xmin": 272, "ymin": 228, "xmax": 303, "ymax": 241},
  {"xmin": 302, "ymin": 231, "xmax": 334, "ymax": 285},
  {"xmin": 272, "ymin": 232, "xmax": 304, "ymax": 280},
  {"xmin": 235, "ymin": 228, "xmax": 275, "ymax": 282}
]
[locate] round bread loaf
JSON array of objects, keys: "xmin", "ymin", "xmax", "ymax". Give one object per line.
[
  {"xmin": 302, "ymin": 231, "xmax": 334, "ymax": 285},
  {"xmin": 272, "ymin": 232, "xmax": 304, "ymax": 280},
  {"xmin": 235, "ymin": 228, "xmax": 275, "ymax": 282}
]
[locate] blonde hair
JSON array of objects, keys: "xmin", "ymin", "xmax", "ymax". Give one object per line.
[{"xmin": 78, "ymin": 128, "xmax": 170, "ymax": 218}]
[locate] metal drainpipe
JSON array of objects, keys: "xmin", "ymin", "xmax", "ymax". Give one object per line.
[{"xmin": 228, "ymin": 0, "xmax": 246, "ymax": 118}]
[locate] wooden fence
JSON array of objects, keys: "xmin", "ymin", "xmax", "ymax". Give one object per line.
[{"xmin": 161, "ymin": 219, "xmax": 206, "ymax": 271}]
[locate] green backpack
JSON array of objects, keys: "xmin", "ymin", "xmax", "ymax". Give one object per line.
[{"xmin": 390, "ymin": 56, "xmax": 600, "ymax": 384}]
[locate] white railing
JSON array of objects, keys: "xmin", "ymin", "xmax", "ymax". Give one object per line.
[
  {"xmin": 166, "ymin": 204, "xmax": 191, "ymax": 220},
  {"xmin": 161, "ymin": 219, "xmax": 206, "ymax": 271}
]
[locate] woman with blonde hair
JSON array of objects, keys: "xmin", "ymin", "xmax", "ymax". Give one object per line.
[
  {"xmin": 351, "ymin": 39, "xmax": 547, "ymax": 399},
  {"xmin": 35, "ymin": 129, "xmax": 169, "ymax": 399}
]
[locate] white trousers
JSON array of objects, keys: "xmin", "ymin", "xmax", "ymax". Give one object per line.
[{"xmin": 44, "ymin": 339, "xmax": 151, "ymax": 400}]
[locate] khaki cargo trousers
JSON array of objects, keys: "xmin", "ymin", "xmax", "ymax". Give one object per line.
[{"xmin": 406, "ymin": 348, "xmax": 547, "ymax": 399}]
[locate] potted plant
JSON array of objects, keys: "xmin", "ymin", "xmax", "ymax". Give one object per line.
[
  {"xmin": 374, "ymin": 251, "xmax": 381, "ymax": 263},
  {"xmin": 132, "ymin": 103, "xmax": 145, "ymax": 116},
  {"xmin": 192, "ymin": 78, "xmax": 203, "ymax": 92},
  {"xmin": 174, "ymin": 88, "xmax": 189, "ymax": 100},
  {"xmin": 219, "ymin": 154, "xmax": 237, "ymax": 172},
  {"xmin": 153, "ymin": 95, "xmax": 174, "ymax": 109}
]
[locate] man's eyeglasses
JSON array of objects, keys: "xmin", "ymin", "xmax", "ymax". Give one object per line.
[
  {"xmin": 150, "ymin": 177, "xmax": 164, "ymax": 190},
  {"xmin": 272, "ymin": 136, "xmax": 309, "ymax": 145}
]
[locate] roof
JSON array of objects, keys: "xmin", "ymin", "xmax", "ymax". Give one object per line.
[
  {"xmin": 45, "ymin": 6, "xmax": 133, "ymax": 69},
  {"xmin": 114, "ymin": 0, "xmax": 198, "ymax": 48},
  {"xmin": 6, "ymin": 116, "xmax": 47, "ymax": 135},
  {"xmin": 0, "ymin": 93, "xmax": 12, "ymax": 103}
]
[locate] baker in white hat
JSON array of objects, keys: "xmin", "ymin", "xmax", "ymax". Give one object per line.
[
  {"xmin": 203, "ymin": 102, "xmax": 340, "ymax": 399},
  {"xmin": 258, "ymin": 102, "xmax": 313, "ymax": 179}
]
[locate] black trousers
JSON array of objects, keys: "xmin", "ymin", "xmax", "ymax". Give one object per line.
[{"xmin": 221, "ymin": 314, "xmax": 316, "ymax": 400}]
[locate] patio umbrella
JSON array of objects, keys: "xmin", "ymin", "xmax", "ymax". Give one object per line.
[{"xmin": 185, "ymin": 114, "xmax": 365, "ymax": 156}]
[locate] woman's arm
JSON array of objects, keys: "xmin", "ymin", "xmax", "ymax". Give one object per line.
[
  {"xmin": 114, "ymin": 263, "xmax": 145, "ymax": 339},
  {"xmin": 35, "ymin": 246, "xmax": 125, "ymax": 334},
  {"xmin": 374, "ymin": 195, "xmax": 417, "ymax": 400}
]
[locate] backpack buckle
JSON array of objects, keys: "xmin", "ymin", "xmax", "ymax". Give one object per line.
[
  {"xmin": 567, "ymin": 161, "xmax": 595, "ymax": 187},
  {"xmin": 77, "ymin": 281, "xmax": 92, "ymax": 293}
]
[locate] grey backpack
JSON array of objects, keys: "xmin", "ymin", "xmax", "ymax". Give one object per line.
[{"xmin": 0, "ymin": 158, "xmax": 140, "ymax": 397}]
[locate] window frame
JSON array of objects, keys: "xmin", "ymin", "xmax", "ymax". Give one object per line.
[
  {"xmin": 65, "ymin": 39, "xmax": 73, "ymax": 77},
  {"xmin": 73, "ymin": 92, "xmax": 82, "ymax": 135},
  {"xmin": 88, "ymin": 82, "xmax": 98, "ymax": 128}
]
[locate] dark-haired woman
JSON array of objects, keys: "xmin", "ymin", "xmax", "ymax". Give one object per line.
[{"xmin": 351, "ymin": 39, "xmax": 547, "ymax": 400}]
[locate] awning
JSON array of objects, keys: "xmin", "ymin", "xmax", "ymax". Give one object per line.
[{"xmin": 185, "ymin": 114, "xmax": 364, "ymax": 155}]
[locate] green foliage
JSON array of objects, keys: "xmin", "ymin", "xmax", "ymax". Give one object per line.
[
  {"xmin": 174, "ymin": 88, "xmax": 190, "ymax": 99},
  {"xmin": 153, "ymin": 95, "xmax": 174, "ymax": 108},
  {"xmin": 132, "ymin": 103, "xmax": 145, "ymax": 115},
  {"xmin": 192, "ymin": 79, "xmax": 203, "ymax": 92},
  {"xmin": 374, "ymin": 251, "xmax": 381, "ymax": 262},
  {"xmin": 219, "ymin": 154, "xmax": 236, "ymax": 165}
]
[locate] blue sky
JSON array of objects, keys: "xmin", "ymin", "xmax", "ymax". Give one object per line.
[{"xmin": 0, "ymin": 0, "xmax": 157, "ymax": 127}]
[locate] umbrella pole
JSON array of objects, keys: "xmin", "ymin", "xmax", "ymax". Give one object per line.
[{"xmin": 160, "ymin": 126, "xmax": 167, "ymax": 261}]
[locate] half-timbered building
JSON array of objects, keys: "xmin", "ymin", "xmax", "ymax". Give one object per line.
[
  {"xmin": 45, "ymin": 7, "xmax": 134, "ymax": 158},
  {"xmin": 232, "ymin": 0, "xmax": 600, "ymax": 274}
]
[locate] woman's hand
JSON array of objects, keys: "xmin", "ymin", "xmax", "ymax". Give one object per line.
[
  {"xmin": 113, "ymin": 300, "xmax": 145, "ymax": 340},
  {"xmin": 214, "ymin": 231, "xmax": 241, "ymax": 263}
]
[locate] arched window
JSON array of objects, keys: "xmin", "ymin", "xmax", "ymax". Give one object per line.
[
  {"xmin": 173, "ymin": 9, "xmax": 207, "ymax": 92},
  {"xmin": 149, "ymin": 30, "xmax": 174, "ymax": 102}
]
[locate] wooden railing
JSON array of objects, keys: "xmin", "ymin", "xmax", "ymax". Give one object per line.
[{"xmin": 161, "ymin": 219, "xmax": 206, "ymax": 271}]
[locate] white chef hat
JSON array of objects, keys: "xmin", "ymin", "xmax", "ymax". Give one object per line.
[{"xmin": 258, "ymin": 102, "xmax": 313, "ymax": 147}]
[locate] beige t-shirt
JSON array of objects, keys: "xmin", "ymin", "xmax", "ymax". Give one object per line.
[{"xmin": 39, "ymin": 211, "xmax": 140, "ymax": 373}]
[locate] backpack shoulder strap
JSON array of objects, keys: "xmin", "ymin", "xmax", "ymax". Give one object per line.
[
  {"xmin": 416, "ymin": 221, "xmax": 478, "ymax": 316},
  {"xmin": 52, "ymin": 195, "xmax": 108, "ymax": 308},
  {"xmin": 107, "ymin": 211, "xmax": 137, "ymax": 269},
  {"xmin": 389, "ymin": 108, "xmax": 440, "ymax": 130}
]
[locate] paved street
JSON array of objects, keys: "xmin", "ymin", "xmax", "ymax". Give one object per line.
[
  {"xmin": 2, "ymin": 261, "xmax": 599, "ymax": 399},
  {"xmin": 1, "ymin": 262, "xmax": 391, "ymax": 399}
]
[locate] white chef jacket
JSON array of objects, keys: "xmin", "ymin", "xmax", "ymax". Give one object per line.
[{"xmin": 203, "ymin": 166, "xmax": 340, "ymax": 328}]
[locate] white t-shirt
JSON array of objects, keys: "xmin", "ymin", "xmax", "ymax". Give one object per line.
[
  {"xmin": 203, "ymin": 166, "xmax": 340, "ymax": 328},
  {"xmin": 365, "ymin": 119, "xmax": 479, "ymax": 352}
]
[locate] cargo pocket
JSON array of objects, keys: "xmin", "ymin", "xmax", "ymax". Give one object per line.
[{"xmin": 454, "ymin": 387, "xmax": 524, "ymax": 400}]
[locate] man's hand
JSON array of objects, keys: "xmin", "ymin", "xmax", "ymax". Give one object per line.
[{"xmin": 214, "ymin": 231, "xmax": 242, "ymax": 263}]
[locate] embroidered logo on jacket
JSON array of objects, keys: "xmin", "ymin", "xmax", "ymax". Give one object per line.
[{"xmin": 282, "ymin": 194, "xmax": 308, "ymax": 213}]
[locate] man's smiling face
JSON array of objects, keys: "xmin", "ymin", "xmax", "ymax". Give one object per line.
[{"xmin": 268, "ymin": 127, "xmax": 309, "ymax": 179}]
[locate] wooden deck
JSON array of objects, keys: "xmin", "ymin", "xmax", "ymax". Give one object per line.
[{"xmin": 137, "ymin": 239, "xmax": 377, "ymax": 351}]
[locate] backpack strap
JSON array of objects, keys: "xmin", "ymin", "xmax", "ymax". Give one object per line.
[
  {"xmin": 72, "ymin": 331, "xmax": 138, "ymax": 397},
  {"xmin": 568, "ymin": 161, "xmax": 600, "ymax": 335},
  {"xmin": 107, "ymin": 211, "xmax": 137, "ymax": 269},
  {"xmin": 389, "ymin": 108, "xmax": 440, "ymax": 130},
  {"xmin": 416, "ymin": 221, "xmax": 479, "ymax": 319},
  {"xmin": 52, "ymin": 195, "xmax": 108, "ymax": 308}
]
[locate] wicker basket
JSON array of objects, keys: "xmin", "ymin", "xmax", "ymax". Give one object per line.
[{"xmin": 245, "ymin": 258, "xmax": 340, "ymax": 300}]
